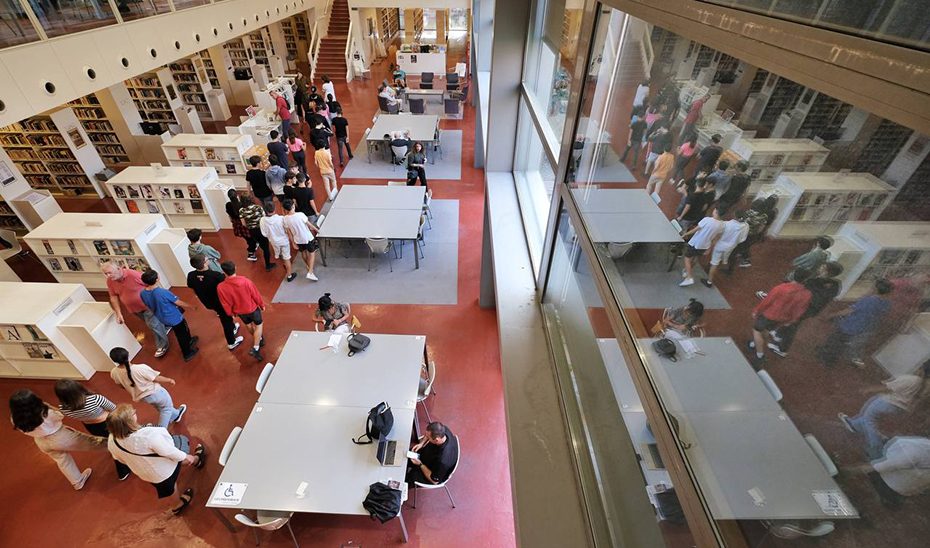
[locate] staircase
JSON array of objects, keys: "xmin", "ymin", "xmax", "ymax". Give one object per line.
[{"xmin": 316, "ymin": 0, "xmax": 350, "ymax": 80}]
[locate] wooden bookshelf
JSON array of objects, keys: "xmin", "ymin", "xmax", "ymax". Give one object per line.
[
  {"xmin": 168, "ymin": 58, "xmax": 213, "ymax": 120},
  {"xmin": 125, "ymin": 73, "xmax": 176, "ymax": 133},
  {"xmin": 68, "ymin": 93, "xmax": 130, "ymax": 167},
  {"xmin": 281, "ymin": 18, "xmax": 299, "ymax": 59},
  {"xmin": 0, "ymin": 117, "xmax": 97, "ymax": 197}
]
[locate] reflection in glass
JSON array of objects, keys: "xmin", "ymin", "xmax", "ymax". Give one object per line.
[
  {"xmin": 27, "ymin": 0, "xmax": 117, "ymax": 40},
  {"xmin": 515, "ymin": 99, "xmax": 555, "ymax": 274},
  {"xmin": 0, "ymin": 1, "xmax": 41, "ymax": 48},
  {"xmin": 116, "ymin": 0, "xmax": 172, "ymax": 23},
  {"xmin": 172, "ymin": 0, "xmax": 210, "ymax": 11}
]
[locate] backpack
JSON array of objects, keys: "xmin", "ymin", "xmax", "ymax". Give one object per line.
[
  {"xmin": 352, "ymin": 402, "xmax": 393, "ymax": 445},
  {"xmin": 652, "ymin": 338, "xmax": 677, "ymax": 362},
  {"xmin": 362, "ymin": 482, "xmax": 402, "ymax": 523},
  {"xmin": 283, "ymin": 94, "xmax": 291, "ymax": 111},
  {"xmin": 347, "ymin": 333, "xmax": 371, "ymax": 357}
]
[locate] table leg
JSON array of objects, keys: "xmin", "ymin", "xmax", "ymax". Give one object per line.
[
  {"xmin": 211, "ymin": 507, "xmax": 237, "ymax": 533},
  {"xmin": 414, "ymin": 239, "xmax": 419, "ymax": 269},
  {"xmin": 367, "ymin": 141, "xmax": 372, "ymax": 163},
  {"xmin": 398, "ymin": 510, "xmax": 409, "ymax": 543},
  {"xmin": 320, "ymin": 239, "xmax": 328, "ymax": 267}
]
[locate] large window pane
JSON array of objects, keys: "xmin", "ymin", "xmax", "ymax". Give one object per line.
[
  {"xmin": 29, "ymin": 0, "xmax": 118, "ymax": 40},
  {"xmin": 515, "ymin": 98, "xmax": 556, "ymax": 274},
  {"xmin": 117, "ymin": 0, "xmax": 172, "ymax": 23},
  {"xmin": 0, "ymin": 2, "xmax": 41, "ymax": 48},
  {"xmin": 559, "ymin": 4, "xmax": 930, "ymax": 547}
]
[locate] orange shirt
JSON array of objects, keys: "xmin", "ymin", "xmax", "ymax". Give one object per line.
[
  {"xmin": 314, "ymin": 148, "xmax": 334, "ymax": 174},
  {"xmin": 652, "ymin": 152, "xmax": 675, "ymax": 179}
]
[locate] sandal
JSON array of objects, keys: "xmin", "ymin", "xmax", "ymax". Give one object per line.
[
  {"xmin": 194, "ymin": 444, "xmax": 206, "ymax": 469},
  {"xmin": 172, "ymin": 488, "xmax": 194, "ymax": 516}
]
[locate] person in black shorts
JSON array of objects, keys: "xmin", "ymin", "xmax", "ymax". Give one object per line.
[{"xmin": 217, "ymin": 261, "xmax": 267, "ymax": 361}]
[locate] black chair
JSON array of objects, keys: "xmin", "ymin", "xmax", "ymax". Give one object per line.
[
  {"xmin": 444, "ymin": 98, "xmax": 461, "ymax": 119},
  {"xmin": 378, "ymin": 95, "xmax": 399, "ymax": 114},
  {"xmin": 409, "ymin": 98, "xmax": 426, "ymax": 115},
  {"xmin": 446, "ymin": 72, "xmax": 459, "ymax": 91},
  {"xmin": 448, "ymin": 84, "xmax": 469, "ymax": 103},
  {"xmin": 420, "ymin": 72, "xmax": 434, "ymax": 90}
]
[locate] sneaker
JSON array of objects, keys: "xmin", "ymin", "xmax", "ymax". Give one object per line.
[
  {"xmin": 767, "ymin": 343, "xmax": 787, "ymax": 357},
  {"xmin": 769, "ymin": 331, "xmax": 782, "ymax": 343},
  {"xmin": 248, "ymin": 347, "xmax": 263, "ymax": 361},
  {"xmin": 173, "ymin": 404, "xmax": 187, "ymax": 423},
  {"xmin": 307, "ymin": 272, "xmax": 319, "ymax": 281},
  {"xmin": 700, "ymin": 278, "xmax": 713, "ymax": 288},
  {"xmin": 265, "ymin": 262, "xmax": 278, "ymax": 272},
  {"xmin": 739, "ymin": 261, "xmax": 752, "ymax": 268},
  {"xmin": 756, "ymin": 291, "xmax": 768, "ymax": 300},
  {"xmin": 165, "ymin": 326, "xmax": 172, "ymax": 334},
  {"xmin": 247, "ymin": 254, "xmax": 258, "ymax": 262},
  {"xmin": 681, "ymin": 269, "xmax": 688, "ymax": 278},
  {"xmin": 228, "ymin": 336, "xmax": 244, "ymax": 350},
  {"xmin": 118, "ymin": 469, "xmax": 131, "ymax": 481},
  {"xmin": 287, "ymin": 273, "xmax": 297, "ymax": 282},
  {"xmin": 189, "ymin": 336, "xmax": 199, "ymax": 347},
  {"xmin": 154, "ymin": 346, "xmax": 168, "ymax": 358},
  {"xmin": 259, "ymin": 336, "xmax": 265, "ymax": 347},
  {"xmin": 233, "ymin": 322, "xmax": 240, "ymax": 336},
  {"xmin": 73, "ymin": 468, "xmax": 92, "ymax": 491},
  {"xmin": 850, "ymin": 357, "xmax": 866, "ymax": 368},
  {"xmin": 679, "ymin": 278, "xmax": 694, "ymax": 287},
  {"xmin": 183, "ymin": 347, "xmax": 199, "ymax": 362},
  {"xmin": 349, "ymin": 154, "xmax": 355, "ymax": 159},
  {"xmin": 838, "ymin": 413, "xmax": 856, "ymax": 433}
]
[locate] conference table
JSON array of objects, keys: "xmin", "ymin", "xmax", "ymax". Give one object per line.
[
  {"xmin": 207, "ymin": 332, "xmax": 428, "ymax": 542},
  {"xmin": 366, "ymin": 113, "xmax": 440, "ymax": 164},
  {"xmin": 596, "ymin": 337, "xmax": 858, "ymax": 521}
]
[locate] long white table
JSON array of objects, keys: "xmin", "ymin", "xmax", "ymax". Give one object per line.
[
  {"xmin": 367, "ymin": 113, "xmax": 440, "ymax": 164},
  {"xmin": 571, "ymin": 188, "xmax": 658, "ymax": 214},
  {"xmin": 317, "ymin": 207, "xmax": 423, "ymax": 268},
  {"xmin": 259, "ymin": 332, "xmax": 426, "ymax": 408},
  {"xmin": 583, "ymin": 212, "xmax": 683, "ymax": 243},
  {"xmin": 333, "ymin": 185, "xmax": 426, "ymax": 211}
]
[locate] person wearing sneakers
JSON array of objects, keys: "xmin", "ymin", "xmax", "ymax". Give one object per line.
[
  {"xmin": 701, "ymin": 209, "xmax": 749, "ymax": 288},
  {"xmin": 139, "ymin": 270, "xmax": 199, "ymax": 362},
  {"xmin": 315, "ymin": 143, "xmax": 338, "ymax": 201},
  {"xmin": 748, "ymin": 267, "xmax": 813, "ymax": 364},
  {"xmin": 10, "ymin": 389, "xmax": 113, "ymax": 490},
  {"xmin": 767, "ymin": 261, "xmax": 843, "ymax": 357},
  {"xmin": 186, "ymin": 228, "xmax": 222, "ymax": 273},
  {"xmin": 240, "ymin": 194, "xmax": 276, "ymax": 272},
  {"xmin": 108, "ymin": 347, "xmax": 187, "ymax": 429},
  {"xmin": 106, "ymin": 404, "xmax": 205, "ymax": 517},
  {"xmin": 819, "ymin": 278, "xmax": 894, "ymax": 369},
  {"xmin": 679, "ymin": 208, "xmax": 724, "ymax": 287},
  {"xmin": 260, "ymin": 201, "xmax": 296, "ymax": 283},
  {"xmin": 187, "ymin": 253, "xmax": 244, "ymax": 351},
  {"xmin": 217, "ymin": 261, "xmax": 267, "ymax": 362},
  {"xmin": 283, "ymin": 199, "xmax": 320, "ymax": 281},
  {"xmin": 103, "ymin": 261, "xmax": 169, "ymax": 358}
]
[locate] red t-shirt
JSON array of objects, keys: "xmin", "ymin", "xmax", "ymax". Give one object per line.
[
  {"xmin": 106, "ymin": 268, "xmax": 148, "ymax": 314},
  {"xmin": 217, "ymin": 276, "xmax": 265, "ymax": 316},
  {"xmin": 755, "ymin": 282, "xmax": 812, "ymax": 324},
  {"xmin": 685, "ymin": 98, "xmax": 707, "ymax": 124},
  {"xmin": 276, "ymin": 96, "xmax": 291, "ymax": 121}
]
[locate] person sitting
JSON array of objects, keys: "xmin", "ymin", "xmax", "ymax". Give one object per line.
[
  {"xmin": 407, "ymin": 421, "xmax": 459, "ymax": 485},
  {"xmin": 662, "ymin": 299, "xmax": 705, "ymax": 337},
  {"xmin": 311, "ymin": 292, "xmax": 351, "ymax": 332},
  {"xmin": 391, "ymin": 63, "xmax": 407, "ymax": 85},
  {"xmin": 390, "ymin": 131, "xmax": 411, "ymax": 165},
  {"xmin": 379, "ymin": 85, "xmax": 402, "ymax": 111}
]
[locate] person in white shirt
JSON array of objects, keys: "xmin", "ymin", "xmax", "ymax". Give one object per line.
[
  {"xmin": 106, "ymin": 404, "xmax": 205, "ymax": 516},
  {"xmin": 379, "ymin": 85, "xmax": 401, "ymax": 109},
  {"xmin": 850, "ymin": 435, "xmax": 930, "ymax": 508},
  {"xmin": 283, "ymin": 198, "xmax": 320, "ymax": 281},
  {"xmin": 321, "ymin": 75, "xmax": 336, "ymax": 102},
  {"xmin": 632, "ymin": 79, "xmax": 650, "ymax": 109},
  {"xmin": 701, "ymin": 209, "xmax": 749, "ymax": 288},
  {"xmin": 109, "ymin": 347, "xmax": 186, "ymax": 428},
  {"xmin": 679, "ymin": 208, "xmax": 723, "ymax": 287},
  {"xmin": 260, "ymin": 201, "xmax": 295, "ymax": 282},
  {"xmin": 10, "ymin": 389, "xmax": 113, "ymax": 490}
]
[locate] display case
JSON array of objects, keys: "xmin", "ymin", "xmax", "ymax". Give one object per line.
[
  {"xmin": 23, "ymin": 213, "xmax": 175, "ymax": 290},
  {"xmin": 722, "ymin": 137, "xmax": 830, "ymax": 191},
  {"xmin": 161, "ymin": 133, "xmax": 255, "ymax": 188},
  {"xmin": 104, "ymin": 166, "xmax": 224, "ymax": 231},
  {"xmin": 0, "ymin": 282, "xmax": 141, "ymax": 379},
  {"xmin": 829, "ymin": 222, "xmax": 930, "ymax": 300},
  {"xmin": 756, "ymin": 172, "xmax": 897, "ymax": 238}
]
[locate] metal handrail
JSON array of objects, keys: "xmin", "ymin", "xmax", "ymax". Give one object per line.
[{"xmin": 344, "ymin": 19, "xmax": 354, "ymax": 81}]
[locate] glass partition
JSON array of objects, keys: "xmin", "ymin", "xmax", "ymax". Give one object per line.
[
  {"xmin": 554, "ymin": 2, "xmax": 930, "ymax": 546},
  {"xmin": 172, "ymin": 0, "xmax": 210, "ymax": 11},
  {"xmin": 29, "ymin": 0, "xmax": 118, "ymax": 40},
  {"xmin": 117, "ymin": 0, "xmax": 172, "ymax": 23},
  {"xmin": 0, "ymin": 2, "xmax": 41, "ymax": 48},
  {"xmin": 515, "ymin": 98, "xmax": 556, "ymax": 274}
]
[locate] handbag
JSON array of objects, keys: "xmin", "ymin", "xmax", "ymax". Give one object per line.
[{"xmin": 347, "ymin": 333, "xmax": 371, "ymax": 357}]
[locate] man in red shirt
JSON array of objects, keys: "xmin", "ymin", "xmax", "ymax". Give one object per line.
[
  {"xmin": 679, "ymin": 94, "xmax": 710, "ymax": 141},
  {"xmin": 217, "ymin": 260, "xmax": 266, "ymax": 361},
  {"xmin": 748, "ymin": 267, "xmax": 813, "ymax": 364},
  {"xmin": 270, "ymin": 91, "xmax": 292, "ymax": 140},
  {"xmin": 103, "ymin": 262, "xmax": 170, "ymax": 357}
]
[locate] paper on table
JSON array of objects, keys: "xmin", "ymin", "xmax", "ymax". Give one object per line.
[
  {"xmin": 812, "ymin": 491, "xmax": 856, "ymax": 516},
  {"xmin": 211, "ymin": 482, "xmax": 248, "ymax": 505},
  {"xmin": 327, "ymin": 334, "xmax": 342, "ymax": 349}
]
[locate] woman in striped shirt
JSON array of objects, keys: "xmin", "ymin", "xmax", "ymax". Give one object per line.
[{"xmin": 54, "ymin": 379, "xmax": 117, "ymax": 437}]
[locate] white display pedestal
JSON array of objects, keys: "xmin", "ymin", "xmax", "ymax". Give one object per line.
[
  {"xmin": 176, "ymin": 106, "xmax": 205, "ymax": 134},
  {"xmin": 874, "ymin": 313, "xmax": 930, "ymax": 377},
  {"xmin": 269, "ymin": 55, "xmax": 286, "ymax": 78},
  {"xmin": 830, "ymin": 222, "xmax": 930, "ymax": 300},
  {"xmin": 104, "ymin": 166, "xmax": 222, "ymax": 231},
  {"xmin": 204, "ymin": 179, "xmax": 235, "ymax": 229},
  {"xmin": 10, "ymin": 190, "xmax": 63, "ymax": 230},
  {"xmin": 252, "ymin": 63, "xmax": 271, "ymax": 89},
  {"xmin": 147, "ymin": 228, "xmax": 193, "ymax": 287},
  {"xmin": 206, "ymin": 89, "xmax": 232, "ymax": 122},
  {"xmin": 0, "ymin": 282, "xmax": 141, "ymax": 379}
]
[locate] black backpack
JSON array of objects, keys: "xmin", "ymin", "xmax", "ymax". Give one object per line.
[
  {"xmin": 347, "ymin": 333, "xmax": 371, "ymax": 357},
  {"xmin": 362, "ymin": 482, "xmax": 402, "ymax": 523},
  {"xmin": 652, "ymin": 338, "xmax": 677, "ymax": 362},
  {"xmin": 352, "ymin": 402, "xmax": 393, "ymax": 444}
]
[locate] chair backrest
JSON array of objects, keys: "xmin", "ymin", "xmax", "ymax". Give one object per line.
[
  {"xmin": 314, "ymin": 213, "xmax": 326, "ymax": 228},
  {"xmin": 422, "ymin": 72, "xmax": 434, "ymax": 83},
  {"xmin": 607, "ymin": 242, "xmax": 634, "ymax": 259},
  {"xmin": 219, "ymin": 426, "xmax": 243, "ymax": 466},
  {"xmin": 387, "ymin": 181, "xmax": 406, "ymax": 186},
  {"xmin": 425, "ymin": 188, "xmax": 433, "ymax": 206},
  {"xmin": 418, "ymin": 214, "xmax": 426, "ymax": 236},
  {"xmin": 392, "ymin": 145, "xmax": 408, "ymax": 158},
  {"xmin": 364, "ymin": 127, "xmax": 371, "ymax": 139},
  {"xmin": 423, "ymin": 360, "xmax": 437, "ymax": 396},
  {"xmin": 409, "ymin": 98, "xmax": 425, "ymax": 114},
  {"xmin": 256, "ymin": 362, "xmax": 274, "ymax": 393},
  {"xmin": 444, "ymin": 98, "xmax": 459, "ymax": 114},
  {"xmin": 459, "ymin": 84, "xmax": 469, "ymax": 101},
  {"xmin": 366, "ymin": 237, "xmax": 390, "ymax": 254},
  {"xmin": 756, "ymin": 370, "xmax": 783, "ymax": 402},
  {"xmin": 234, "ymin": 514, "xmax": 289, "ymax": 531},
  {"xmin": 444, "ymin": 435, "xmax": 461, "ymax": 483},
  {"xmin": 378, "ymin": 95, "xmax": 390, "ymax": 111},
  {"xmin": 804, "ymin": 434, "xmax": 838, "ymax": 477},
  {"xmin": 446, "ymin": 72, "xmax": 459, "ymax": 84}
]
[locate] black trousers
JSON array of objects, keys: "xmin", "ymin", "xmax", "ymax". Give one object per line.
[
  {"xmin": 774, "ymin": 317, "xmax": 808, "ymax": 352},
  {"xmin": 407, "ymin": 167, "xmax": 428, "ymax": 190},
  {"xmin": 215, "ymin": 308, "xmax": 237, "ymax": 345},
  {"xmin": 293, "ymin": 150, "xmax": 307, "ymax": 173},
  {"xmin": 868, "ymin": 471, "xmax": 905, "ymax": 508},
  {"xmin": 84, "ymin": 421, "xmax": 132, "ymax": 478},
  {"xmin": 169, "ymin": 318, "xmax": 195, "ymax": 356},
  {"xmin": 406, "ymin": 465, "xmax": 431, "ymax": 485},
  {"xmin": 248, "ymin": 227, "xmax": 272, "ymax": 265},
  {"xmin": 620, "ymin": 142, "xmax": 641, "ymax": 168}
]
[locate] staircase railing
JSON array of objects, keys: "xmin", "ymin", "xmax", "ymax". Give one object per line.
[
  {"xmin": 308, "ymin": 0, "xmax": 333, "ymax": 80},
  {"xmin": 344, "ymin": 19, "xmax": 356, "ymax": 82}
]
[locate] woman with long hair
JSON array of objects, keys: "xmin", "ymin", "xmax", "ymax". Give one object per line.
[
  {"xmin": 311, "ymin": 292, "xmax": 351, "ymax": 332},
  {"xmin": 662, "ymin": 298, "xmax": 705, "ymax": 337},
  {"xmin": 287, "ymin": 129, "xmax": 308, "ymax": 173},
  {"xmin": 225, "ymin": 189, "xmax": 258, "ymax": 261},
  {"xmin": 10, "ymin": 388, "xmax": 112, "ymax": 489},
  {"xmin": 406, "ymin": 141, "xmax": 428, "ymax": 190},
  {"xmin": 54, "ymin": 379, "xmax": 117, "ymax": 437},
  {"xmin": 108, "ymin": 347, "xmax": 186, "ymax": 429},
  {"xmin": 106, "ymin": 404, "xmax": 205, "ymax": 516}
]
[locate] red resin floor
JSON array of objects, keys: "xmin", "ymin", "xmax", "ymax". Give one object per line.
[{"xmin": 0, "ymin": 52, "xmax": 516, "ymax": 547}]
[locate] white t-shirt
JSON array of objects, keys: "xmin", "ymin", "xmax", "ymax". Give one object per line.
[
  {"xmin": 322, "ymin": 81, "xmax": 336, "ymax": 102},
  {"xmin": 633, "ymin": 84, "xmax": 649, "ymax": 106},
  {"xmin": 688, "ymin": 217, "xmax": 724, "ymax": 250},
  {"xmin": 260, "ymin": 215, "xmax": 290, "ymax": 246},
  {"xmin": 714, "ymin": 220, "xmax": 749, "ymax": 252},
  {"xmin": 110, "ymin": 364, "xmax": 161, "ymax": 401},
  {"xmin": 284, "ymin": 212, "xmax": 314, "ymax": 245},
  {"xmin": 872, "ymin": 436, "xmax": 930, "ymax": 496}
]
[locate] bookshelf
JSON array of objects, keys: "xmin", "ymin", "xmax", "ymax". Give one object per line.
[
  {"xmin": 24, "ymin": 212, "xmax": 176, "ymax": 290},
  {"xmin": 380, "ymin": 8, "xmax": 400, "ymax": 43},
  {"xmin": 0, "ymin": 117, "xmax": 97, "ymax": 197},
  {"xmin": 104, "ymin": 166, "xmax": 223, "ymax": 231},
  {"xmin": 161, "ymin": 133, "xmax": 255, "ymax": 188},
  {"xmin": 247, "ymin": 31, "xmax": 271, "ymax": 76},
  {"xmin": 0, "ymin": 197, "xmax": 25, "ymax": 233},
  {"xmin": 68, "ymin": 93, "xmax": 131, "ymax": 167},
  {"xmin": 756, "ymin": 172, "xmax": 897, "ymax": 239},
  {"xmin": 224, "ymin": 38, "xmax": 251, "ymax": 72},
  {"xmin": 830, "ymin": 222, "xmax": 930, "ymax": 300},
  {"xmin": 281, "ymin": 18, "xmax": 299, "ymax": 59},
  {"xmin": 721, "ymin": 137, "xmax": 830, "ymax": 194},
  {"xmin": 125, "ymin": 73, "xmax": 177, "ymax": 133},
  {"xmin": 0, "ymin": 282, "xmax": 141, "ymax": 379},
  {"xmin": 412, "ymin": 8, "xmax": 424, "ymax": 42},
  {"xmin": 169, "ymin": 58, "xmax": 213, "ymax": 120}
]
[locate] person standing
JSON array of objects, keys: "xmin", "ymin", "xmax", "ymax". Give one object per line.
[
  {"xmin": 696, "ymin": 134, "xmax": 723, "ymax": 173},
  {"xmin": 260, "ymin": 201, "xmax": 295, "ymax": 282},
  {"xmin": 707, "ymin": 159, "xmax": 732, "ymax": 201},
  {"xmin": 820, "ymin": 278, "xmax": 895, "ymax": 368},
  {"xmin": 139, "ymin": 270, "xmax": 199, "ymax": 362},
  {"xmin": 748, "ymin": 268, "xmax": 814, "ymax": 365},
  {"xmin": 679, "ymin": 207, "xmax": 724, "ymax": 287},
  {"xmin": 103, "ymin": 261, "xmax": 169, "ymax": 358},
  {"xmin": 266, "ymin": 154, "xmax": 288, "ymax": 206},
  {"xmin": 307, "ymin": 85, "xmax": 325, "ymax": 109},
  {"xmin": 10, "ymin": 389, "xmax": 113, "ymax": 489},
  {"xmin": 768, "ymin": 261, "xmax": 844, "ymax": 357},
  {"xmin": 239, "ymin": 194, "xmax": 276, "ymax": 272},
  {"xmin": 293, "ymin": 70, "xmax": 308, "ymax": 125},
  {"xmin": 286, "ymin": 130, "xmax": 307, "ymax": 173},
  {"xmin": 246, "ymin": 155, "xmax": 274, "ymax": 211},
  {"xmin": 642, "ymin": 123, "xmax": 672, "ymax": 178},
  {"xmin": 716, "ymin": 160, "xmax": 751, "ymax": 215},
  {"xmin": 406, "ymin": 141, "xmax": 428, "ymax": 190},
  {"xmin": 848, "ymin": 435, "xmax": 930, "ymax": 509},
  {"xmin": 270, "ymin": 90, "xmax": 291, "ymax": 137},
  {"xmin": 293, "ymin": 173, "xmax": 320, "ymax": 220},
  {"xmin": 331, "ymin": 109, "xmax": 353, "ymax": 166},
  {"xmin": 283, "ymin": 199, "xmax": 320, "ymax": 281},
  {"xmin": 632, "ymin": 79, "xmax": 650, "ymax": 110},
  {"xmin": 106, "ymin": 404, "xmax": 205, "ymax": 516},
  {"xmin": 187, "ymin": 253, "xmax": 244, "ymax": 351},
  {"xmin": 321, "ymin": 75, "xmax": 336, "ymax": 102},
  {"xmin": 671, "ymin": 134, "xmax": 699, "ymax": 184},
  {"xmin": 787, "ymin": 236, "xmax": 833, "ymax": 281},
  {"xmin": 186, "ymin": 228, "xmax": 221, "ymax": 272},
  {"xmin": 218, "ymin": 260, "xmax": 267, "ymax": 362},
  {"xmin": 315, "ymin": 144, "xmax": 338, "ymax": 200},
  {"xmin": 644, "ymin": 144, "xmax": 674, "ymax": 196},
  {"xmin": 266, "ymin": 131, "xmax": 289, "ymax": 170},
  {"xmin": 108, "ymin": 346, "xmax": 187, "ymax": 429},
  {"xmin": 726, "ymin": 198, "xmax": 770, "ymax": 271},
  {"xmin": 679, "ymin": 94, "xmax": 710, "ymax": 141},
  {"xmin": 701, "ymin": 209, "xmax": 749, "ymax": 288},
  {"xmin": 620, "ymin": 107, "xmax": 647, "ymax": 170}
]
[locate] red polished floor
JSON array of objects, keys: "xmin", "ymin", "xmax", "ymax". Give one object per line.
[{"xmin": 0, "ymin": 47, "xmax": 516, "ymax": 548}]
